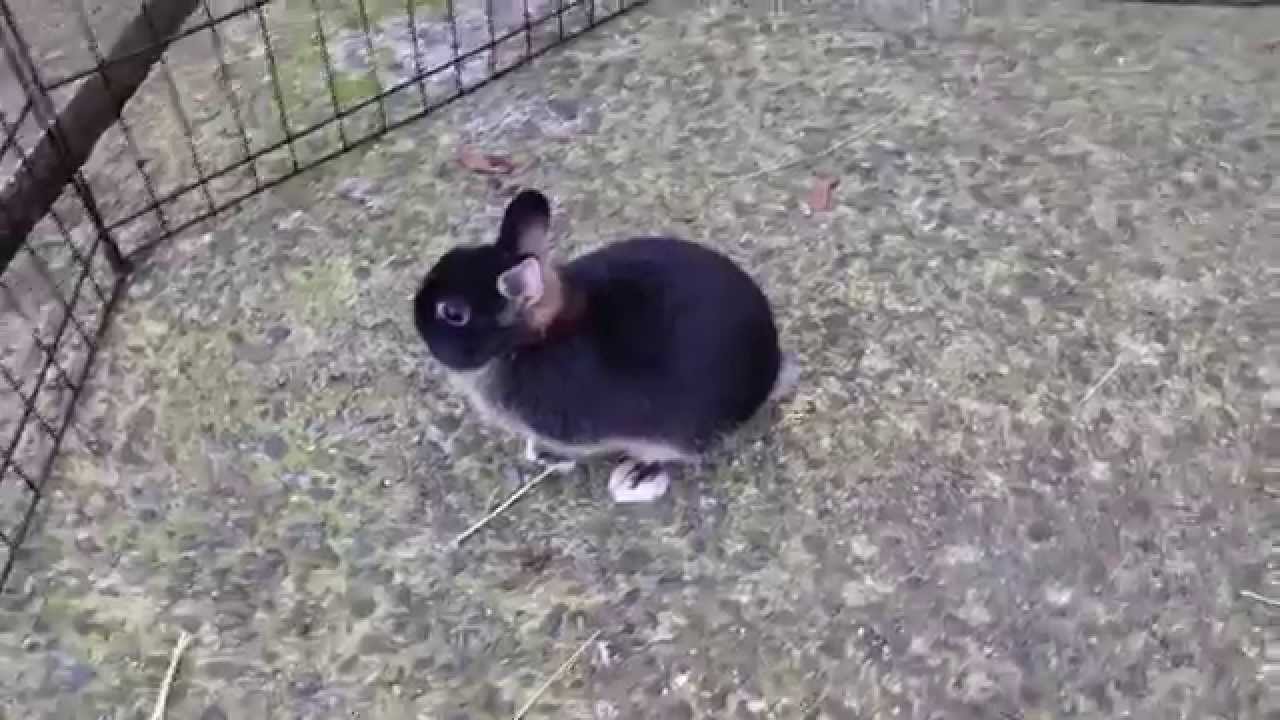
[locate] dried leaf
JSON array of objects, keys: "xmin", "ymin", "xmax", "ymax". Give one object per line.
[
  {"xmin": 806, "ymin": 175, "xmax": 840, "ymax": 212},
  {"xmin": 518, "ymin": 546, "xmax": 555, "ymax": 574},
  {"xmin": 1261, "ymin": 39, "xmax": 1279, "ymax": 54},
  {"xmin": 458, "ymin": 145, "xmax": 517, "ymax": 175}
]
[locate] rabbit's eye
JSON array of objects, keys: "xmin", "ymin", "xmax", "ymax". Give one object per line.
[{"xmin": 436, "ymin": 299, "xmax": 471, "ymax": 327}]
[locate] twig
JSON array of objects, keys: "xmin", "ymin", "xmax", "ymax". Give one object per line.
[
  {"xmin": 150, "ymin": 631, "xmax": 193, "ymax": 720},
  {"xmin": 725, "ymin": 100, "xmax": 908, "ymax": 187},
  {"xmin": 1103, "ymin": 64, "xmax": 1157, "ymax": 75},
  {"xmin": 452, "ymin": 465, "xmax": 558, "ymax": 547},
  {"xmin": 1240, "ymin": 589, "xmax": 1280, "ymax": 609},
  {"xmin": 512, "ymin": 629, "xmax": 604, "ymax": 720},
  {"xmin": 1074, "ymin": 357, "xmax": 1125, "ymax": 415}
]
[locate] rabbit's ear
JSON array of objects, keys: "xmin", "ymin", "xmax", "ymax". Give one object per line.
[
  {"xmin": 496, "ymin": 189, "xmax": 552, "ymax": 257},
  {"xmin": 497, "ymin": 256, "xmax": 544, "ymax": 305}
]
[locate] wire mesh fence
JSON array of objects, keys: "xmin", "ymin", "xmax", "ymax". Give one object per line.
[
  {"xmin": 11, "ymin": 0, "xmax": 645, "ymax": 258},
  {"xmin": 0, "ymin": 0, "xmax": 129, "ymax": 590},
  {"xmin": 0, "ymin": 0, "xmax": 646, "ymax": 589}
]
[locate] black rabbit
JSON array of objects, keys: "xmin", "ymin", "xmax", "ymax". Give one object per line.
[{"xmin": 413, "ymin": 188, "xmax": 796, "ymax": 502}]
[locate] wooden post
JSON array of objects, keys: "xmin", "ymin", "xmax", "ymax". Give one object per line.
[{"xmin": 0, "ymin": 0, "xmax": 201, "ymax": 275}]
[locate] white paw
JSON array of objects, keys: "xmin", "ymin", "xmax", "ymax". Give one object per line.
[
  {"xmin": 771, "ymin": 352, "xmax": 802, "ymax": 400},
  {"xmin": 524, "ymin": 438, "xmax": 576, "ymax": 475},
  {"xmin": 608, "ymin": 461, "xmax": 670, "ymax": 504},
  {"xmin": 545, "ymin": 459, "xmax": 577, "ymax": 476}
]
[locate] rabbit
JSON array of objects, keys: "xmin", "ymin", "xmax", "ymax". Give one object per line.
[{"xmin": 413, "ymin": 188, "xmax": 797, "ymax": 503}]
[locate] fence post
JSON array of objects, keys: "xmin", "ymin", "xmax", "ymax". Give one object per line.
[{"xmin": 0, "ymin": 0, "xmax": 201, "ymax": 277}]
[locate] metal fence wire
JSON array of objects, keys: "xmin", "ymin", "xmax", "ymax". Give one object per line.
[{"xmin": 0, "ymin": 0, "xmax": 645, "ymax": 589}]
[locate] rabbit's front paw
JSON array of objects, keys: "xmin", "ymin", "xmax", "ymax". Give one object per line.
[
  {"xmin": 608, "ymin": 461, "xmax": 670, "ymax": 504},
  {"xmin": 525, "ymin": 438, "xmax": 576, "ymax": 474}
]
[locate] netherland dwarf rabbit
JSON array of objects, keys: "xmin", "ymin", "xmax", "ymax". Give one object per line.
[{"xmin": 413, "ymin": 188, "xmax": 796, "ymax": 503}]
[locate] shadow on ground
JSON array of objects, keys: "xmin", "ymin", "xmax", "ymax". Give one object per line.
[{"xmin": 1, "ymin": 1, "xmax": 1275, "ymax": 718}]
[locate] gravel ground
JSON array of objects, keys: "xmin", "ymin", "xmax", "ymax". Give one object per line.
[{"xmin": 1, "ymin": 1, "xmax": 1276, "ymax": 718}]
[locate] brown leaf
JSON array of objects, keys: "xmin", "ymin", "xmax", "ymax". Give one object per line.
[
  {"xmin": 806, "ymin": 175, "xmax": 840, "ymax": 212},
  {"xmin": 518, "ymin": 546, "xmax": 555, "ymax": 574},
  {"xmin": 458, "ymin": 144, "xmax": 517, "ymax": 175}
]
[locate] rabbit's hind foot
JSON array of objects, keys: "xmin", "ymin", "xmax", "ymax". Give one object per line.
[{"xmin": 608, "ymin": 460, "xmax": 671, "ymax": 504}]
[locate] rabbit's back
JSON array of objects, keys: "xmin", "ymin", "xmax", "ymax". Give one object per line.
[{"xmin": 494, "ymin": 236, "xmax": 780, "ymax": 455}]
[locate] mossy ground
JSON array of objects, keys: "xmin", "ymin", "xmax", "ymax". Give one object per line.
[{"xmin": 0, "ymin": 1, "xmax": 1276, "ymax": 718}]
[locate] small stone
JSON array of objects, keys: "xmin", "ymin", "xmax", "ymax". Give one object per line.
[
  {"xmin": 708, "ymin": 688, "xmax": 730, "ymax": 711},
  {"xmin": 337, "ymin": 177, "xmax": 376, "ymax": 204},
  {"xmin": 848, "ymin": 534, "xmax": 878, "ymax": 560},
  {"xmin": 657, "ymin": 571, "xmax": 684, "ymax": 588},
  {"xmin": 801, "ymin": 534, "xmax": 827, "ymax": 558},
  {"xmin": 233, "ymin": 340, "xmax": 276, "ymax": 365},
  {"xmin": 121, "ymin": 407, "xmax": 155, "ymax": 465},
  {"xmin": 309, "ymin": 485, "xmax": 335, "ymax": 501},
  {"xmin": 958, "ymin": 599, "xmax": 993, "ymax": 626},
  {"xmin": 290, "ymin": 673, "xmax": 323, "ymax": 698},
  {"xmin": 174, "ymin": 615, "xmax": 203, "ymax": 633},
  {"xmin": 239, "ymin": 550, "xmax": 284, "ymax": 588},
  {"xmin": 129, "ymin": 406, "xmax": 156, "ymax": 433},
  {"xmin": 358, "ymin": 632, "xmax": 399, "ymax": 654},
  {"xmin": 72, "ymin": 610, "xmax": 110, "ymax": 639},
  {"xmin": 1045, "ymin": 584, "xmax": 1074, "ymax": 608},
  {"xmin": 663, "ymin": 700, "xmax": 694, "ymax": 720},
  {"xmin": 821, "ymin": 698, "xmax": 859, "ymax": 720},
  {"xmin": 344, "ymin": 456, "xmax": 374, "ymax": 475},
  {"xmin": 547, "ymin": 96, "xmax": 581, "ymax": 120},
  {"xmin": 500, "ymin": 464, "xmax": 523, "ymax": 492},
  {"xmin": 618, "ymin": 548, "xmax": 652, "ymax": 573},
  {"xmin": 262, "ymin": 435, "xmax": 288, "ymax": 460},
  {"xmin": 857, "ymin": 624, "xmax": 890, "ymax": 661},
  {"xmin": 73, "ymin": 534, "xmax": 102, "ymax": 555},
  {"xmin": 349, "ymin": 592, "xmax": 377, "ymax": 620},
  {"xmin": 818, "ymin": 635, "xmax": 846, "ymax": 659},
  {"xmin": 43, "ymin": 656, "xmax": 96, "ymax": 693},
  {"xmin": 267, "ymin": 325, "xmax": 292, "ymax": 344},
  {"xmin": 200, "ymin": 706, "xmax": 228, "ymax": 720},
  {"xmin": 1027, "ymin": 520, "xmax": 1054, "ymax": 543},
  {"xmin": 542, "ymin": 604, "xmax": 567, "ymax": 638},
  {"xmin": 942, "ymin": 544, "xmax": 982, "ymax": 565},
  {"xmin": 274, "ymin": 211, "xmax": 306, "ymax": 231},
  {"xmin": 338, "ymin": 654, "xmax": 359, "ymax": 674}
]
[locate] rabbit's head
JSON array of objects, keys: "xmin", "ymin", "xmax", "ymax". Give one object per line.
[{"xmin": 414, "ymin": 189, "xmax": 559, "ymax": 371}]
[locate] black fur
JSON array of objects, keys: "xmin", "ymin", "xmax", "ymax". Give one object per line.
[
  {"xmin": 413, "ymin": 244, "xmax": 527, "ymax": 370},
  {"xmin": 413, "ymin": 189, "xmax": 781, "ymax": 457}
]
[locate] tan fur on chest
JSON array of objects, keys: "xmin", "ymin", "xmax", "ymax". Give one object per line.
[{"xmin": 524, "ymin": 264, "xmax": 566, "ymax": 335}]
